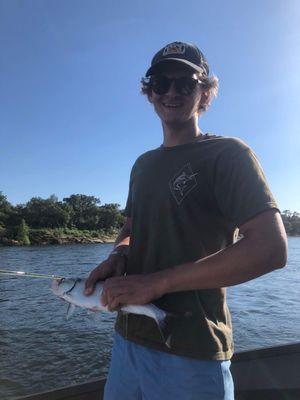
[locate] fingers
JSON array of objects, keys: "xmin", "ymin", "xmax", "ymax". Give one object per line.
[
  {"xmin": 92, "ymin": 273, "xmax": 154, "ymax": 311},
  {"xmin": 84, "ymin": 263, "xmax": 109, "ymax": 295},
  {"xmin": 84, "ymin": 270, "xmax": 100, "ymax": 295},
  {"xmin": 108, "ymin": 294, "xmax": 128, "ymax": 311},
  {"xmin": 100, "ymin": 274, "xmax": 154, "ymax": 310},
  {"xmin": 85, "ymin": 258, "xmax": 126, "ymax": 296},
  {"xmin": 101, "ymin": 277, "xmax": 130, "ymax": 310}
]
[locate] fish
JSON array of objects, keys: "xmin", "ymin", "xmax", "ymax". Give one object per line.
[{"xmin": 51, "ymin": 277, "xmax": 174, "ymax": 347}]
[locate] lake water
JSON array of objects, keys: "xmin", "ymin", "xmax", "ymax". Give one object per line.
[{"xmin": 0, "ymin": 238, "xmax": 299, "ymax": 399}]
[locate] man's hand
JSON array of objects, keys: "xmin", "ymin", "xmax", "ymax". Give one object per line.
[
  {"xmin": 84, "ymin": 253, "xmax": 126, "ymax": 296},
  {"xmin": 101, "ymin": 273, "xmax": 165, "ymax": 311}
]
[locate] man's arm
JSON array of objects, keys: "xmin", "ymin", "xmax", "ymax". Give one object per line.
[
  {"xmin": 101, "ymin": 209, "xmax": 287, "ymax": 309},
  {"xmin": 158, "ymin": 209, "xmax": 287, "ymax": 293},
  {"xmin": 84, "ymin": 217, "xmax": 131, "ymax": 295},
  {"xmin": 112, "ymin": 216, "xmax": 132, "ymax": 253}
]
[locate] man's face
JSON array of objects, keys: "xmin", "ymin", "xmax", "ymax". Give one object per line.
[{"xmin": 148, "ymin": 63, "xmax": 204, "ymax": 125}]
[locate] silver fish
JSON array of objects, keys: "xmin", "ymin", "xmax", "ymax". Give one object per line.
[{"xmin": 51, "ymin": 277, "xmax": 173, "ymax": 347}]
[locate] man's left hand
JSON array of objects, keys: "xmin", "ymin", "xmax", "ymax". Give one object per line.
[{"xmin": 101, "ymin": 273, "xmax": 164, "ymax": 311}]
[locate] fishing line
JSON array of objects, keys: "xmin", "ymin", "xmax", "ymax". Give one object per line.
[{"xmin": 0, "ymin": 269, "xmax": 63, "ymax": 280}]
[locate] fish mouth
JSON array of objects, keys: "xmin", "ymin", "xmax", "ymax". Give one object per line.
[{"xmin": 51, "ymin": 277, "xmax": 64, "ymax": 294}]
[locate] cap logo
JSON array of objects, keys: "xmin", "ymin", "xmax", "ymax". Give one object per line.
[{"xmin": 163, "ymin": 43, "xmax": 186, "ymax": 57}]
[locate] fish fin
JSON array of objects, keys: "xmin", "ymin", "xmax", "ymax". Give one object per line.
[
  {"xmin": 156, "ymin": 314, "xmax": 176, "ymax": 349},
  {"xmin": 66, "ymin": 303, "xmax": 76, "ymax": 320}
]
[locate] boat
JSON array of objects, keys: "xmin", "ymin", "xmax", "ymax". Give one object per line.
[{"xmin": 14, "ymin": 342, "xmax": 300, "ymax": 400}]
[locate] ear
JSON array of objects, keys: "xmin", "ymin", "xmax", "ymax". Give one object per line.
[
  {"xmin": 198, "ymin": 91, "xmax": 209, "ymax": 110},
  {"xmin": 200, "ymin": 90, "xmax": 209, "ymax": 103},
  {"xmin": 147, "ymin": 91, "xmax": 153, "ymax": 104}
]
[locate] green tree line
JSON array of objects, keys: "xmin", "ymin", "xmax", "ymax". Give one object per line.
[
  {"xmin": 0, "ymin": 192, "xmax": 125, "ymax": 245},
  {"xmin": 0, "ymin": 191, "xmax": 299, "ymax": 245},
  {"xmin": 281, "ymin": 210, "xmax": 300, "ymax": 236}
]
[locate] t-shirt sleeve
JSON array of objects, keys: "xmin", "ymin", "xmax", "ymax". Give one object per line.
[{"xmin": 213, "ymin": 145, "xmax": 278, "ymax": 227}]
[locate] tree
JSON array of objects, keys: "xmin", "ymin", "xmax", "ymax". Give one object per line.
[
  {"xmin": 0, "ymin": 191, "xmax": 14, "ymax": 227},
  {"xmin": 281, "ymin": 210, "xmax": 300, "ymax": 236},
  {"xmin": 16, "ymin": 219, "xmax": 30, "ymax": 245},
  {"xmin": 23, "ymin": 196, "xmax": 70, "ymax": 228},
  {"xmin": 97, "ymin": 203, "xmax": 124, "ymax": 232},
  {"xmin": 290, "ymin": 212, "xmax": 300, "ymax": 235},
  {"xmin": 63, "ymin": 194, "xmax": 100, "ymax": 229}
]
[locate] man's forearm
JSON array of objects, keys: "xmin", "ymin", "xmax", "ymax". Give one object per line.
[
  {"xmin": 111, "ymin": 218, "xmax": 131, "ymax": 256},
  {"xmin": 156, "ymin": 235, "xmax": 284, "ymax": 295},
  {"xmin": 155, "ymin": 210, "xmax": 287, "ymax": 294},
  {"xmin": 100, "ymin": 211, "xmax": 287, "ymax": 308}
]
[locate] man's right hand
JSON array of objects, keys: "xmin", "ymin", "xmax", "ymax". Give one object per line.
[{"xmin": 84, "ymin": 253, "xmax": 127, "ymax": 296}]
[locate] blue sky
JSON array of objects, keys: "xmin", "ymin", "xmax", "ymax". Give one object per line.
[{"xmin": 1, "ymin": 0, "xmax": 299, "ymax": 211}]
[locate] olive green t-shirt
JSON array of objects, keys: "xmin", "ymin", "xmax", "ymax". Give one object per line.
[{"xmin": 115, "ymin": 135, "xmax": 278, "ymax": 360}]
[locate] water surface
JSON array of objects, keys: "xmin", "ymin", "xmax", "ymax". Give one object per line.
[{"xmin": 0, "ymin": 238, "xmax": 299, "ymax": 399}]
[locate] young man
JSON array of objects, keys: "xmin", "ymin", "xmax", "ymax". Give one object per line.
[{"xmin": 85, "ymin": 42, "xmax": 287, "ymax": 400}]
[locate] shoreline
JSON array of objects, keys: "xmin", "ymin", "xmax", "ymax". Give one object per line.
[
  {"xmin": 0, "ymin": 237, "xmax": 116, "ymax": 247},
  {"xmin": 0, "ymin": 234, "xmax": 298, "ymax": 248},
  {"xmin": 0, "ymin": 229, "xmax": 117, "ymax": 247},
  {"xmin": 0, "ymin": 238, "xmax": 116, "ymax": 246}
]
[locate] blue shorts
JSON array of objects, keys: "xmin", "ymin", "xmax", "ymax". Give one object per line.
[{"xmin": 104, "ymin": 332, "xmax": 234, "ymax": 400}]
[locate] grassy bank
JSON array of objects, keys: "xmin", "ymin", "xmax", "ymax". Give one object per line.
[{"xmin": 0, "ymin": 227, "xmax": 117, "ymax": 246}]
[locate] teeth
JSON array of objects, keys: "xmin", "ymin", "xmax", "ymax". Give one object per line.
[{"xmin": 162, "ymin": 103, "xmax": 182, "ymax": 108}]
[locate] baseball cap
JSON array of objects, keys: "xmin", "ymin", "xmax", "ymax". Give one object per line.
[{"xmin": 145, "ymin": 41, "xmax": 209, "ymax": 77}]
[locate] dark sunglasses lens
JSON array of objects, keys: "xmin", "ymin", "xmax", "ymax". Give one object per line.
[
  {"xmin": 150, "ymin": 76, "xmax": 198, "ymax": 95},
  {"xmin": 151, "ymin": 77, "xmax": 171, "ymax": 95},
  {"xmin": 176, "ymin": 77, "xmax": 197, "ymax": 95}
]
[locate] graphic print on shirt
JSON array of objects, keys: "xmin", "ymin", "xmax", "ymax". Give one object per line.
[{"xmin": 169, "ymin": 163, "xmax": 198, "ymax": 205}]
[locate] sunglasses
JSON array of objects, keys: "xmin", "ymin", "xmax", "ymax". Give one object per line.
[{"xmin": 144, "ymin": 75, "xmax": 202, "ymax": 96}]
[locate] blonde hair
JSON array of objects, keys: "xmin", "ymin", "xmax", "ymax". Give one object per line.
[
  {"xmin": 197, "ymin": 74, "xmax": 219, "ymax": 113},
  {"xmin": 141, "ymin": 73, "xmax": 219, "ymax": 114}
]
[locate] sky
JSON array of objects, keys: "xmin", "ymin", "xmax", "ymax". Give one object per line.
[{"xmin": 1, "ymin": 0, "xmax": 300, "ymax": 212}]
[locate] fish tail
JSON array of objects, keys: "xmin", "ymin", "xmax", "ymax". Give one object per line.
[{"xmin": 156, "ymin": 314, "xmax": 175, "ymax": 349}]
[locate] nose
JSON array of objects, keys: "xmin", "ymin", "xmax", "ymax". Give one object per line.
[{"xmin": 166, "ymin": 80, "xmax": 178, "ymax": 95}]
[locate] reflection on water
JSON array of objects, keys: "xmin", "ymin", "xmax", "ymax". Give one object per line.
[{"xmin": 1, "ymin": 239, "xmax": 299, "ymax": 399}]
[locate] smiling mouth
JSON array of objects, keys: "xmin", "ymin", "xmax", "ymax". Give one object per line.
[{"xmin": 162, "ymin": 102, "xmax": 183, "ymax": 109}]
